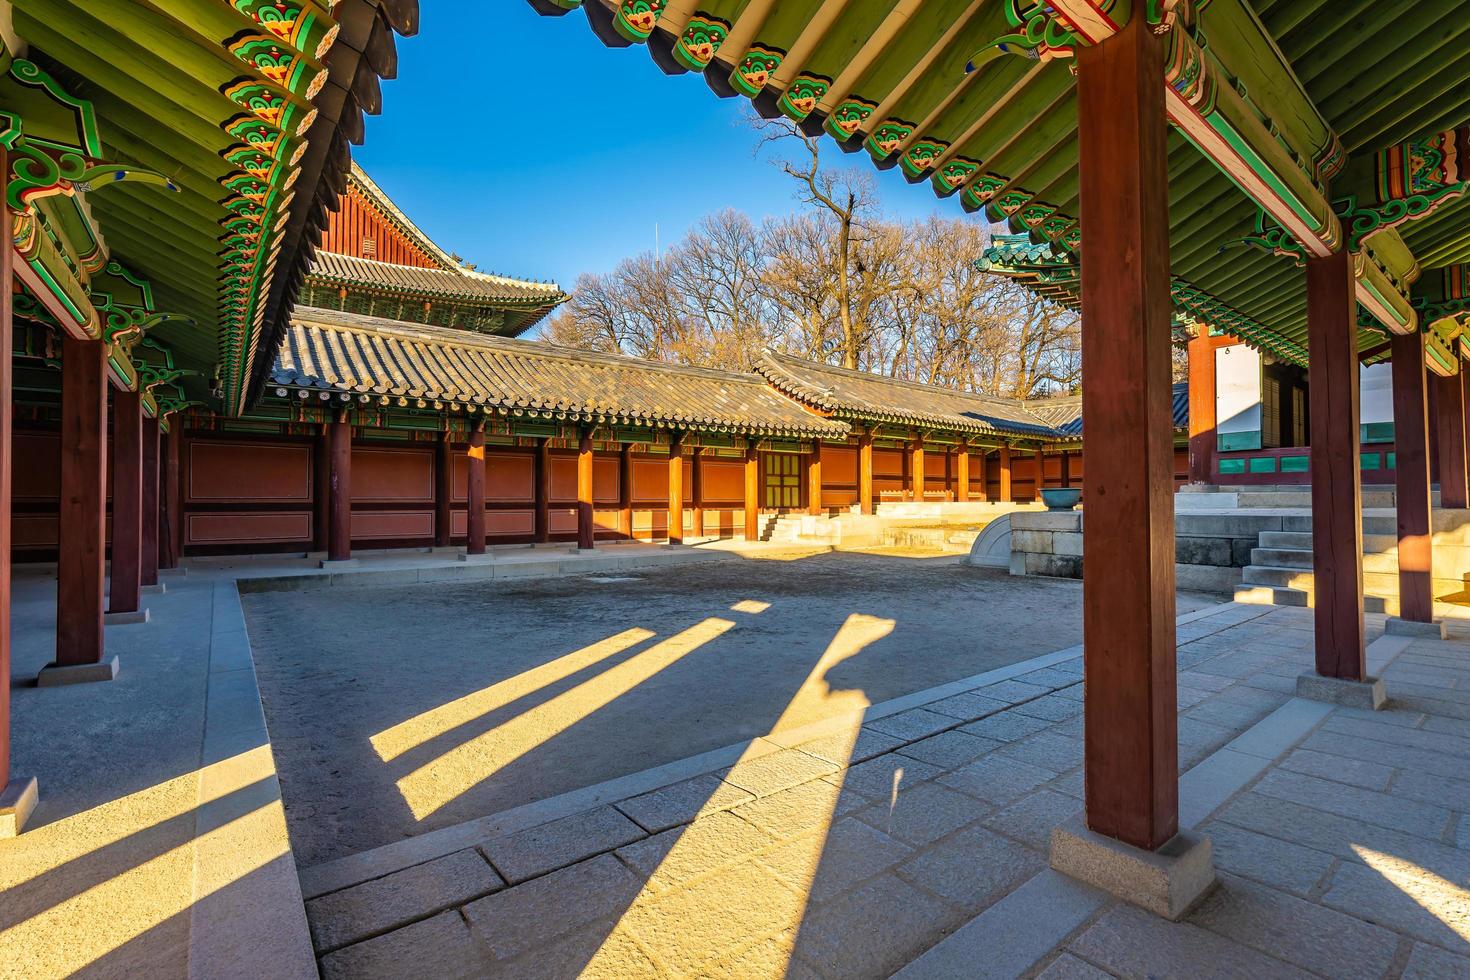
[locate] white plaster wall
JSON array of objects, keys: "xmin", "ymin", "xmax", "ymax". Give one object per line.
[
  {"xmin": 1360, "ymin": 362, "xmax": 1393, "ymax": 426},
  {"xmin": 1216, "ymin": 345, "xmax": 1262, "ymax": 449}
]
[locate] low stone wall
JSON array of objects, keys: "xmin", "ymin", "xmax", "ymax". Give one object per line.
[{"xmin": 1008, "ymin": 510, "xmax": 1258, "ymax": 593}]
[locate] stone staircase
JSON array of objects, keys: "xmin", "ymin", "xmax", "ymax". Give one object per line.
[{"xmin": 1233, "ymin": 508, "xmax": 1470, "ymax": 615}]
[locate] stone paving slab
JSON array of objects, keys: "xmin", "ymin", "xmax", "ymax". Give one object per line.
[{"xmin": 301, "ymin": 604, "xmax": 1470, "ymax": 977}]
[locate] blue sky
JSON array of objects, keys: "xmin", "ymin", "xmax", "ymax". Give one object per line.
[{"xmin": 353, "ymin": 2, "xmax": 954, "ymax": 290}]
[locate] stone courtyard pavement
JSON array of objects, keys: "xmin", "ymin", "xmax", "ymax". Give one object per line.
[{"xmin": 306, "ymin": 602, "xmax": 1470, "ymax": 979}]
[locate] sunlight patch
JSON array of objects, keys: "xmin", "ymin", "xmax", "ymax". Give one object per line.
[{"xmin": 730, "ymin": 599, "xmax": 772, "ymax": 614}]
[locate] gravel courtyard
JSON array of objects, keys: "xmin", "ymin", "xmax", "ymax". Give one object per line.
[{"xmin": 243, "ymin": 552, "xmax": 1220, "ymax": 867}]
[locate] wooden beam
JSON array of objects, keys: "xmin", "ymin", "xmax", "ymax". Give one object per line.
[
  {"xmin": 57, "ymin": 336, "xmax": 108, "ymax": 667},
  {"xmin": 159, "ymin": 423, "xmax": 180, "ymax": 570},
  {"xmin": 1391, "ymin": 331, "xmax": 1434, "ymax": 622},
  {"xmin": 108, "ymin": 388, "xmax": 144, "ymax": 616},
  {"xmin": 577, "ymin": 430, "xmax": 595, "ymax": 550},
  {"xmin": 0, "ymin": 161, "xmax": 14, "ymax": 798},
  {"xmin": 1077, "ymin": 13, "xmax": 1179, "ymax": 851},
  {"xmin": 668, "ymin": 436, "xmax": 685, "ymax": 545},
  {"xmin": 999, "ymin": 443, "xmax": 1013, "ymax": 503},
  {"xmin": 534, "ymin": 439, "xmax": 550, "ymax": 543},
  {"xmin": 1307, "ymin": 248, "xmax": 1367, "ymax": 680},
  {"xmin": 858, "ymin": 431, "xmax": 874, "ymax": 515},
  {"xmin": 1435, "ymin": 371, "xmax": 1468, "ymax": 509},
  {"xmin": 467, "ymin": 426, "xmax": 487, "ymax": 555},
  {"xmin": 1187, "ymin": 327, "xmax": 1217, "ymax": 484},
  {"xmin": 956, "ymin": 445, "xmax": 970, "ymax": 502},
  {"xmin": 141, "ymin": 417, "xmax": 159, "ymax": 588},
  {"xmin": 744, "ymin": 442, "xmax": 760, "ymax": 539},
  {"xmin": 690, "ymin": 447, "xmax": 704, "ymax": 537},
  {"xmin": 806, "ymin": 449, "xmax": 823, "ymax": 515},
  {"xmin": 619, "ymin": 444, "xmax": 633, "ymax": 539},
  {"xmin": 327, "ymin": 414, "xmax": 352, "ymax": 562},
  {"xmin": 434, "ymin": 430, "xmax": 452, "ymax": 548}
]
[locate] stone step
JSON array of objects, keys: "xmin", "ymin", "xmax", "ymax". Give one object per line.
[
  {"xmin": 1233, "ymin": 584, "xmax": 1389, "ymax": 613},
  {"xmin": 1240, "ymin": 563, "xmax": 1462, "ymax": 598},
  {"xmin": 1249, "ymin": 548, "xmax": 1415, "ymax": 575}
]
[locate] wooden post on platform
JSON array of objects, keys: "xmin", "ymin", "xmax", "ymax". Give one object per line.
[
  {"xmin": 956, "ymin": 444, "xmax": 970, "ymax": 503},
  {"xmin": 159, "ymin": 423, "xmax": 181, "ymax": 570},
  {"xmin": 1187, "ymin": 326, "xmax": 1217, "ymax": 484},
  {"xmin": 909, "ymin": 435, "xmax": 925, "ymax": 501},
  {"xmin": 858, "ymin": 430, "xmax": 874, "ymax": 515},
  {"xmin": 1075, "ymin": 13, "xmax": 1178, "ymax": 851},
  {"xmin": 1060, "ymin": 451, "xmax": 1072, "ymax": 489},
  {"xmin": 141, "ymin": 418, "xmax": 159, "ymax": 588},
  {"xmin": 998, "ymin": 443, "xmax": 1013, "ymax": 503},
  {"xmin": 55, "ymin": 337, "xmax": 108, "ymax": 670},
  {"xmin": 434, "ymin": 429, "xmax": 452, "ymax": 548},
  {"xmin": 327, "ymin": 412, "xmax": 353, "ymax": 562},
  {"xmin": 1391, "ymin": 330, "xmax": 1434, "ymax": 623},
  {"xmin": 534, "ymin": 439, "xmax": 550, "ymax": 543},
  {"xmin": 744, "ymin": 441, "xmax": 761, "ymax": 539},
  {"xmin": 619, "ymin": 444, "xmax": 633, "ymax": 539},
  {"xmin": 1035, "ymin": 448, "xmax": 1046, "ymax": 497},
  {"xmin": 806, "ymin": 449, "xmax": 822, "ymax": 515},
  {"xmin": 577, "ymin": 429, "xmax": 595, "ymax": 550},
  {"xmin": 466, "ymin": 425, "xmax": 486, "ymax": 555},
  {"xmin": 668, "ymin": 435, "xmax": 685, "ymax": 545},
  {"xmin": 313, "ymin": 423, "xmax": 330, "ymax": 552},
  {"xmin": 1435, "ymin": 371, "xmax": 1468, "ymax": 508},
  {"xmin": 109, "ymin": 389, "xmax": 144, "ymax": 617},
  {"xmin": 1307, "ymin": 248, "xmax": 1367, "ymax": 680},
  {"xmin": 690, "ymin": 447, "xmax": 705, "ymax": 537}
]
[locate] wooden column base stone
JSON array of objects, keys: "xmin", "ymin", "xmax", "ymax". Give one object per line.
[
  {"xmin": 37, "ymin": 655, "xmax": 120, "ymax": 687},
  {"xmin": 1295, "ymin": 671, "xmax": 1386, "ymax": 710},
  {"xmin": 0, "ymin": 776, "xmax": 39, "ymax": 838},
  {"xmin": 103, "ymin": 608, "xmax": 149, "ymax": 626},
  {"xmin": 318, "ymin": 557, "xmax": 360, "ymax": 570},
  {"xmin": 1050, "ymin": 816, "xmax": 1216, "ymax": 921},
  {"xmin": 142, "ymin": 582, "xmax": 166, "ymax": 595},
  {"xmin": 457, "ymin": 552, "xmax": 495, "ymax": 565},
  {"xmin": 1384, "ymin": 616, "xmax": 1448, "ymax": 640}
]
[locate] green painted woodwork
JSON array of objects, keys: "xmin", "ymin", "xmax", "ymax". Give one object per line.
[
  {"xmin": 1247, "ymin": 456, "xmax": 1277, "ymax": 474},
  {"xmin": 1217, "ymin": 458, "xmax": 1246, "ymax": 475},
  {"xmin": 1218, "ymin": 430, "xmax": 1263, "ymax": 452},
  {"xmin": 1361, "ymin": 422, "xmax": 1394, "ymax": 444},
  {"xmin": 1280, "ymin": 455, "xmax": 1309, "ymax": 473}
]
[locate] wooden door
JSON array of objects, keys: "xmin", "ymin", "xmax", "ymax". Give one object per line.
[{"xmin": 763, "ymin": 453, "xmax": 801, "ymax": 509}]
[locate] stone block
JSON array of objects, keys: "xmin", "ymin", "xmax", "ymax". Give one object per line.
[
  {"xmin": 795, "ymin": 727, "xmax": 903, "ymax": 766},
  {"xmin": 1052, "ymin": 531, "xmax": 1084, "ymax": 557},
  {"xmin": 1295, "ymin": 671, "xmax": 1386, "ymax": 710},
  {"xmin": 1025, "ymin": 553, "xmax": 1082, "ymax": 579},
  {"xmin": 462, "ymin": 853, "xmax": 643, "ymax": 961},
  {"xmin": 982, "ymin": 789, "xmax": 1082, "ymax": 849},
  {"xmin": 924, "ymin": 691, "xmax": 1011, "ymax": 722},
  {"xmin": 855, "ymin": 781, "xmax": 981, "ymax": 846},
  {"xmin": 1385, "ymin": 616, "xmax": 1448, "ymax": 639},
  {"xmin": 456, "ymin": 551, "xmax": 494, "ymax": 564},
  {"xmin": 1175, "ymin": 536, "xmax": 1231, "ymax": 567},
  {"xmin": 1012, "ymin": 511, "xmax": 1084, "ymax": 532},
  {"xmin": 318, "ymin": 557, "xmax": 360, "ymax": 569},
  {"xmin": 938, "ymin": 755, "xmax": 1054, "ymax": 805},
  {"xmin": 729, "ymin": 777, "xmax": 865, "ymax": 836},
  {"xmin": 1009, "ymin": 552, "xmax": 1027, "ymax": 576},
  {"xmin": 1050, "ymin": 818, "xmax": 1216, "ymax": 920},
  {"xmin": 864, "ymin": 707, "xmax": 955, "ymax": 742},
  {"xmin": 793, "ymin": 873, "xmax": 965, "ymax": 978},
  {"xmin": 837, "ymin": 752, "xmax": 944, "ymax": 800},
  {"xmin": 320, "ymin": 910, "xmax": 493, "ymax": 980},
  {"xmin": 1011, "ymin": 529, "xmax": 1054, "ymax": 554},
  {"xmin": 897, "ymin": 822, "xmax": 1043, "ymax": 912},
  {"xmin": 104, "ymin": 608, "xmax": 149, "ymax": 626},
  {"xmin": 481, "ymin": 807, "xmax": 644, "ymax": 884},
  {"xmin": 614, "ymin": 811, "xmax": 771, "ymax": 892},
  {"xmin": 961, "ymin": 711, "xmax": 1053, "ymax": 743},
  {"xmin": 0, "ymin": 775, "xmax": 39, "ymax": 838},
  {"xmin": 897, "ymin": 730, "xmax": 1002, "ymax": 769},
  {"xmin": 614, "ymin": 772, "xmax": 752, "ymax": 833},
  {"xmin": 1200, "ymin": 822, "xmax": 1335, "ymax": 897},
  {"xmin": 721, "ymin": 747, "xmax": 837, "ymax": 798},
  {"xmin": 141, "ymin": 582, "xmax": 166, "ymax": 594},
  {"xmin": 307, "ymin": 849, "xmax": 504, "ymax": 953},
  {"xmin": 759, "ymin": 815, "xmax": 913, "ymax": 903},
  {"xmin": 1230, "ymin": 537, "xmax": 1257, "ymax": 566},
  {"xmin": 1174, "ymin": 563, "xmax": 1244, "ymax": 594},
  {"xmin": 37, "ymin": 655, "xmax": 120, "ymax": 687}
]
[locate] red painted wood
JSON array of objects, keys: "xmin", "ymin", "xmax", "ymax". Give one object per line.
[
  {"xmin": 668, "ymin": 436, "xmax": 685, "ymax": 545},
  {"xmin": 159, "ymin": 424, "xmax": 181, "ymax": 568},
  {"xmin": 909, "ymin": 438, "xmax": 925, "ymax": 500},
  {"xmin": 57, "ymin": 336, "xmax": 108, "ymax": 667},
  {"xmin": 109, "ymin": 389, "xmax": 144, "ymax": 615},
  {"xmin": 577, "ymin": 431, "xmax": 594, "ymax": 550},
  {"xmin": 466, "ymin": 427, "xmax": 487, "ymax": 554},
  {"xmin": 807, "ymin": 450, "xmax": 823, "ymax": 515},
  {"xmin": 1306, "ymin": 248, "xmax": 1367, "ymax": 679},
  {"xmin": 690, "ymin": 448, "xmax": 705, "ymax": 536},
  {"xmin": 1077, "ymin": 15, "xmax": 1179, "ymax": 851},
  {"xmin": 744, "ymin": 443, "xmax": 760, "ymax": 538},
  {"xmin": 0, "ymin": 162, "xmax": 12, "ymax": 784},
  {"xmin": 1391, "ymin": 330, "xmax": 1434, "ymax": 622},
  {"xmin": 534, "ymin": 440, "xmax": 550, "ymax": 543},
  {"xmin": 313, "ymin": 425, "xmax": 330, "ymax": 551},
  {"xmin": 328, "ymin": 416, "xmax": 352, "ymax": 561},
  {"xmin": 955, "ymin": 447, "xmax": 970, "ymax": 502},
  {"xmin": 434, "ymin": 430, "xmax": 452, "ymax": 547},
  {"xmin": 1435, "ymin": 371, "xmax": 1468, "ymax": 508},
  {"xmin": 619, "ymin": 445, "xmax": 633, "ymax": 538},
  {"xmin": 1060, "ymin": 451, "xmax": 1072, "ymax": 488},
  {"xmin": 858, "ymin": 431, "xmax": 874, "ymax": 515},
  {"xmin": 1187, "ymin": 328, "xmax": 1217, "ymax": 483},
  {"xmin": 141, "ymin": 418, "xmax": 159, "ymax": 587},
  {"xmin": 998, "ymin": 443, "xmax": 1013, "ymax": 502}
]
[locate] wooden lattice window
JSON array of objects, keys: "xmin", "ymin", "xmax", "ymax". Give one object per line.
[{"xmin": 361, "ymin": 236, "xmax": 377, "ymax": 258}]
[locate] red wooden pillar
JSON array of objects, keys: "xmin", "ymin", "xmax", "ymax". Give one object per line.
[
  {"xmin": 1076, "ymin": 13, "xmax": 1178, "ymax": 851},
  {"xmin": 55, "ymin": 336, "xmax": 109, "ymax": 670},
  {"xmin": 434, "ymin": 429, "xmax": 452, "ymax": 547},
  {"xmin": 327, "ymin": 413, "xmax": 353, "ymax": 562},
  {"xmin": 1391, "ymin": 330, "xmax": 1434, "ymax": 622},
  {"xmin": 998, "ymin": 443, "xmax": 1013, "ymax": 503},
  {"xmin": 159, "ymin": 423, "xmax": 181, "ymax": 569},
  {"xmin": 744, "ymin": 441, "xmax": 761, "ymax": 539},
  {"xmin": 1035, "ymin": 448, "xmax": 1046, "ymax": 496},
  {"xmin": 858, "ymin": 431, "xmax": 874, "ymax": 515},
  {"xmin": 534, "ymin": 439, "xmax": 550, "ymax": 543},
  {"xmin": 141, "ymin": 417, "xmax": 160, "ymax": 589},
  {"xmin": 577, "ymin": 430, "xmax": 595, "ymax": 550},
  {"xmin": 1306, "ymin": 248, "xmax": 1367, "ymax": 680},
  {"xmin": 1434, "ymin": 371, "xmax": 1468, "ymax": 508},
  {"xmin": 313, "ymin": 423, "xmax": 330, "ymax": 551},
  {"xmin": 975, "ymin": 450, "xmax": 990, "ymax": 501},
  {"xmin": 806, "ymin": 448, "xmax": 823, "ymax": 515},
  {"xmin": 690, "ymin": 447, "xmax": 705, "ymax": 537},
  {"xmin": 618, "ymin": 444, "xmax": 634, "ymax": 539},
  {"xmin": 956, "ymin": 445, "xmax": 970, "ymax": 502},
  {"xmin": 1060, "ymin": 451, "xmax": 1072, "ymax": 489},
  {"xmin": 466, "ymin": 426, "xmax": 487, "ymax": 555},
  {"xmin": 909, "ymin": 436, "xmax": 925, "ymax": 501},
  {"xmin": 1187, "ymin": 327, "xmax": 1217, "ymax": 484},
  {"xmin": 667, "ymin": 435, "xmax": 685, "ymax": 545},
  {"xmin": 108, "ymin": 389, "xmax": 144, "ymax": 618}
]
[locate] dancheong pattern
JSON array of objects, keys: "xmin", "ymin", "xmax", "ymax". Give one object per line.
[
  {"xmin": 865, "ymin": 119, "xmax": 914, "ymax": 161},
  {"xmin": 778, "ymin": 74, "xmax": 830, "ymax": 121},
  {"xmin": 614, "ymin": 0, "xmax": 665, "ymax": 42},
  {"xmin": 674, "ymin": 15, "xmax": 729, "ymax": 70},
  {"xmin": 732, "ymin": 46, "xmax": 783, "ymax": 98},
  {"xmin": 824, "ymin": 98, "xmax": 877, "ymax": 141},
  {"xmin": 899, "ymin": 139, "xmax": 949, "ymax": 179}
]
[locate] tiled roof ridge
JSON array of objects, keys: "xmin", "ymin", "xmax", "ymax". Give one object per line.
[
  {"xmin": 348, "ymin": 163, "xmax": 458, "ymax": 271},
  {"xmin": 308, "ymin": 251, "xmax": 567, "ymax": 302}
]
